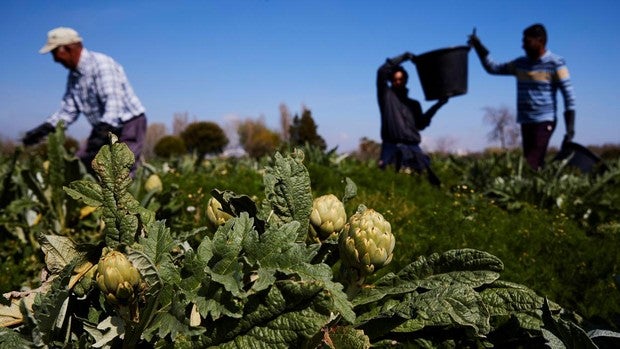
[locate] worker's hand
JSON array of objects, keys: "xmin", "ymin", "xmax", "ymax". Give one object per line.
[
  {"xmin": 467, "ymin": 33, "xmax": 480, "ymax": 47},
  {"xmin": 405, "ymin": 51, "xmax": 417, "ymax": 63},
  {"xmin": 562, "ymin": 110, "xmax": 576, "ymax": 145},
  {"xmin": 23, "ymin": 122, "xmax": 54, "ymax": 146},
  {"xmin": 467, "ymin": 33, "xmax": 489, "ymax": 57}
]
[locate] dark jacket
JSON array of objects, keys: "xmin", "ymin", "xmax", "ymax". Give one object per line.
[{"xmin": 377, "ymin": 55, "xmax": 432, "ymax": 145}]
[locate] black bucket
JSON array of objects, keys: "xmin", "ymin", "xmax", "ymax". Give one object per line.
[
  {"xmin": 414, "ymin": 46, "xmax": 470, "ymax": 101},
  {"xmin": 552, "ymin": 141, "xmax": 608, "ymax": 173}
]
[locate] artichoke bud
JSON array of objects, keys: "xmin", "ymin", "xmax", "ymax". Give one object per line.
[
  {"xmin": 309, "ymin": 194, "xmax": 347, "ymax": 241},
  {"xmin": 144, "ymin": 174, "xmax": 163, "ymax": 193},
  {"xmin": 206, "ymin": 197, "xmax": 233, "ymax": 228},
  {"xmin": 338, "ymin": 206, "xmax": 395, "ymax": 276},
  {"xmin": 96, "ymin": 250, "xmax": 142, "ymax": 305}
]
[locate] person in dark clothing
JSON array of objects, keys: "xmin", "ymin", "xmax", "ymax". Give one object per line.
[{"xmin": 377, "ymin": 52, "xmax": 448, "ymax": 186}]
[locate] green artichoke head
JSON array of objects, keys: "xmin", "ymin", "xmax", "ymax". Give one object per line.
[
  {"xmin": 144, "ymin": 174, "xmax": 163, "ymax": 193},
  {"xmin": 206, "ymin": 197, "xmax": 233, "ymax": 228},
  {"xmin": 309, "ymin": 194, "xmax": 347, "ymax": 241},
  {"xmin": 96, "ymin": 250, "xmax": 142, "ymax": 305},
  {"xmin": 338, "ymin": 205, "xmax": 395, "ymax": 276}
]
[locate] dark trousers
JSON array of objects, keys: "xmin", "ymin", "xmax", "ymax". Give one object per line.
[
  {"xmin": 521, "ymin": 120, "xmax": 555, "ymax": 170},
  {"xmin": 78, "ymin": 114, "xmax": 147, "ymax": 174},
  {"xmin": 379, "ymin": 142, "xmax": 441, "ymax": 186}
]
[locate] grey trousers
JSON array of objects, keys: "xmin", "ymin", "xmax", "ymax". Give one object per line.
[{"xmin": 78, "ymin": 114, "xmax": 147, "ymax": 175}]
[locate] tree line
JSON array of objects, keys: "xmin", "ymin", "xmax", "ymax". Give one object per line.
[{"xmin": 145, "ymin": 103, "xmax": 327, "ymax": 161}]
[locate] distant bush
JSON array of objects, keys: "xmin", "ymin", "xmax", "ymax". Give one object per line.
[
  {"xmin": 237, "ymin": 118, "xmax": 282, "ymax": 159},
  {"xmin": 180, "ymin": 121, "xmax": 229, "ymax": 159},
  {"xmin": 154, "ymin": 135, "xmax": 186, "ymax": 158}
]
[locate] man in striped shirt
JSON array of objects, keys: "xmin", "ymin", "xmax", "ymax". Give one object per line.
[
  {"xmin": 23, "ymin": 27, "xmax": 147, "ymax": 175},
  {"xmin": 468, "ymin": 24, "xmax": 576, "ymax": 170}
]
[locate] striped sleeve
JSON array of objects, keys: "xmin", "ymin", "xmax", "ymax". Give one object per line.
[
  {"xmin": 553, "ymin": 60, "xmax": 576, "ymax": 111},
  {"xmin": 481, "ymin": 55, "xmax": 516, "ymax": 76}
]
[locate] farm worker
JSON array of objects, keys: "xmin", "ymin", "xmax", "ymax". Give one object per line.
[
  {"xmin": 377, "ymin": 52, "xmax": 448, "ymax": 186},
  {"xmin": 22, "ymin": 27, "xmax": 147, "ymax": 175},
  {"xmin": 468, "ymin": 24, "xmax": 576, "ymax": 170}
]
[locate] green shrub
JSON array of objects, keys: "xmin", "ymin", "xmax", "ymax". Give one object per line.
[{"xmin": 153, "ymin": 135, "xmax": 186, "ymax": 158}]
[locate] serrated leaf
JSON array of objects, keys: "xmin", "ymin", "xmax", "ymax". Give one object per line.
[
  {"xmin": 38, "ymin": 235, "xmax": 82, "ymax": 274},
  {"xmin": 243, "ymin": 220, "xmax": 301, "ymax": 267},
  {"xmin": 203, "ymin": 279, "xmax": 333, "ymax": 348},
  {"xmin": 261, "ymin": 151, "xmax": 313, "ymax": 242},
  {"xmin": 32, "ymin": 264, "xmax": 73, "ymax": 344},
  {"xmin": 148, "ymin": 312, "xmax": 194, "ymax": 342},
  {"xmin": 207, "ymin": 214, "xmax": 254, "ymax": 297},
  {"xmin": 64, "ymin": 181, "xmax": 103, "ymax": 207},
  {"xmin": 415, "ymin": 270, "xmax": 500, "ymax": 290},
  {"xmin": 126, "ymin": 248, "xmax": 161, "ymax": 291},
  {"xmin": 324, "ymin": 325, "xmax": 370, "ymax": 349},
  {"xmin": 249, "ymin": 268, "xmax": 277, "ymax": 293},
  {"xmin": 0, "ymin": 327, "xmax": 32, "ymax": 349},
  {"xmin": 82, "ymin": 316, "xmax": 124, "ymax": 348},
  {"xmin": 239, "ymin": 217, "xmax": 354, "ymax": 323},
  {"xmin": 353, "ymin": 273, "xmax": 420, "ymax": 307},
  {"xmin": 353, "ymin": 253, "xmax": 501, "ymax": 309},
  {"xmin": 139, "ymin": 220, "xmax": 178, "ymax": 284},
  {"xmin": 86, "ymin": 138, "xmax": 154, "ymax": 248},
  {"xmin": 359, "ymin": 285, "xmax": 491, "ymax": 340},
  {"xmin": 400, "ymin": 285, "xmax": 490, "ymax": 333},
  {"xmin": 479, "ymin": 281, "xmax": 543, "ymax": 316},
  {"xmin": 196, "ymin": 235, "xmax": 214, "ymax": 264}
]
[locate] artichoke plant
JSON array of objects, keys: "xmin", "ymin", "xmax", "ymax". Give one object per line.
[
  {"xmin": 144, "ymin": 174, "xmax": 163, "ymax": 193},
  {"xmin": 96, "ymin": 250, "xmax": 142, "ymax": 305},
  {"xmin": 338, "ymin": 205, "xmax": 395, "ymax": 278},
  {"xmin": 309, "ymin": 194, "xmax": 347, "ymax": 241},
  {"xmin": 206, "ymin": 197, "xmax": 233, "ymax": 228}
]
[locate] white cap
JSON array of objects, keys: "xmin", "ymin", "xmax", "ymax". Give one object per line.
[{"xmin": 39, "ymin": 27, "xmax": 82, "ymax": 54}]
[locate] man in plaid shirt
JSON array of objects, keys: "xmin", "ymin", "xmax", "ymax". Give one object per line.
[{"xmin": 23, "ymin": 27, "xmax": 147, "ymax": 175}]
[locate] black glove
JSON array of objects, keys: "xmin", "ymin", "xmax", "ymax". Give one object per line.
[
  {"xmin": 405, "ymin": 51, "xmax": 417, "ymax": 63},
  {"xmin": 437, "ymin": 97, "xmax": 449, "ymax": 106},
  {"xmin": 467, "ymin": 34, "xmax": 489, "ymax": 58},
  {"xmin": 562, "ymin": 110, "xmax": 576, "ymax": 145},
  {"xmin": 23, "ymin": 122, "xmax": 55, "ymax": 146}
]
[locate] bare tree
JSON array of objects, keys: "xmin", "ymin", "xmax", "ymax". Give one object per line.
[
  {"xmin": 433, "ymin": 136, "xmax": 458, "ymax": 155},
  {"xmin": 222, "ymin": 114, "xmax": 242, "ymax": 149},
  {"xmin": 483, "ymin": 106, "xmax": 520, "ymax": 149},
  {"xmin": 351, "ymin": 137, "xmax": 381, "ymax": 162},
  {"xmin": 279, "ymin": 103, "xmax": 291, "ymax": 143},
  {"xmin": 237, "ymin": 116, "xmax": 282, "ymax": 159},
  {"xmin": 143, "ymin": 123, "xmax": 167, "ymax": 160},
  {"xmin": 172, "ymin": 112, "xmax": 191, "ymax": 136}
]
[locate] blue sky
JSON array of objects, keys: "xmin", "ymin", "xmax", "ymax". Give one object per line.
[{"xmin": 1, "ymin": 1, "xmax": 618, "ymax": 153}]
